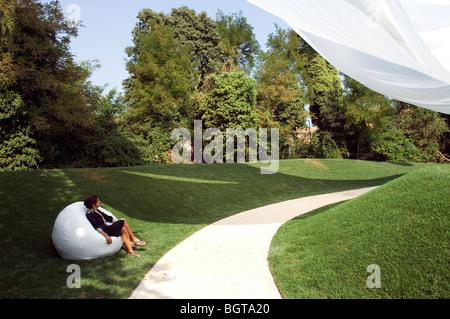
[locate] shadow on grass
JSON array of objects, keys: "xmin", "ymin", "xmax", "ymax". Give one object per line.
[
  {"xmin": 60, "ymin": 162, "xmax": 406, "ymax": 225},
  {"xmin": 290, "ymin": 201, "xmax": 347, "ymax": 221}
]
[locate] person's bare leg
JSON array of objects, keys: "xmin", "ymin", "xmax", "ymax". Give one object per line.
[
  {"xmin": 123, "ymin": 220, "xmax": 145, "ymax": 245},
  {"xmin": 121, "ymin": 227, "xmax": 139, "ymax": 256},
  {"xmin": 123, "ymin": 220, "xmax": 138, "ymax": 242}
]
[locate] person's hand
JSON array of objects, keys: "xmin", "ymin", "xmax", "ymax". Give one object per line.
[{"xmin": 106, "ymin": 236, "xmax": 112, "ymax": 245}]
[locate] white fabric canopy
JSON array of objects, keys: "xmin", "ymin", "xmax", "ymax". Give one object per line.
[{"xmin": 248, "ymin": 0, "xmax": 450, "ymax": 114}]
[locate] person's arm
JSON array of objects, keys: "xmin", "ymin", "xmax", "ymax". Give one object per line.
[{"xmin": 99, "ymin": 230, "xmax": 112, "ymax": 245}]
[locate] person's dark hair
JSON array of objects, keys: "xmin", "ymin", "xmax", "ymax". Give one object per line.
[{"xmin": 84, "ymin": 195, "xmax": 99, "ymax": 209}]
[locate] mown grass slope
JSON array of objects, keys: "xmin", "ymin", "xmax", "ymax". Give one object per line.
[
  {"xmin": 269, "ymin": 166, "xmax": 450, "ymax": 298},
  {"xmin": 0, "ymin": 159, "xmax": 440, "ymax": 298}
]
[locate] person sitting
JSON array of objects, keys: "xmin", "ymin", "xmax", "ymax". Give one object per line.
[{"xmin": 84, "ymin": 195, "xmax": 146, "ymax": 257}]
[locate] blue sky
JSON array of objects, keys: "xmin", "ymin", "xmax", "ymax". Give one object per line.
[{"xmin": 49, "ymin": 0, "xmax": 289, "ymax": 92}]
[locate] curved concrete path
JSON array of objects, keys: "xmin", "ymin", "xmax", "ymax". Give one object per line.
[{"xmin": 130, "ymin": 187, "xmax": 378, "ymax": 299}]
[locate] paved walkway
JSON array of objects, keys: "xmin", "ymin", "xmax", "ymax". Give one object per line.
[{"xmin": 130, "ymin": 187, "xmax": 378, "ymax": 299}]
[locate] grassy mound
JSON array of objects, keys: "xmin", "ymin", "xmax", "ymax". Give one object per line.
[
  {"xmin": 269, "ymin": 166, "xmax": 450, "ymax": 298},
  {"xmin": 0, "ymin": 159, "xmax": 440, "ymax": 298}
]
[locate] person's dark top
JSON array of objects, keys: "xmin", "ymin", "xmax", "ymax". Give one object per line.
[{"xmin": 86, "ymin": 209, "xmax": 115, "ymax": 233}]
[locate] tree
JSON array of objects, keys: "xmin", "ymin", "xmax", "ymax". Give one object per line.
[
  {"xmin": 292, "ymin": 33, "xmax": 347, "ymax": 157},
  {"xmin": 171, "ymin": 7, "xmax": 223, "ymax": 86},
  {"xmin": 0, "ymin": 0, "xmax": 13, "ymax": 45},
  {"xmin": 1, "ymin": 1, "xmax": 40, "ymax": 170},
  {"xmin": 216, "ymin": 10, "xmax": 261, "ymax": 73},
  {"xmin": 395, "ymin": 102, "xmax": 449, "ymax": 162},
  {"xmin": 371, "ymin": 118, "xmax": 421, "ymax": 162},
  {"xmin": 200, "ymin": 72, "xmax": 259, "ymax": 131},
  {"xmin": 1, "ymin": 0, "xmax": 140, "ymax": 169},
  {"xmin": 196, "ymin": 72, "xmax": 258, "ymax": 163},
  {"xmin": 342, "ymin": 75, "xmax": 394, "ymax": 159},
  {"xmin": 125, "ymin": 22, "xmax": 193, "ymax": 124},
  {"xmin": 132, "ymin": 7, "xmax": 223, "ymax": 89},
  {"xmin": 442, "ymin": 113, "xmax": 450, "ymax": 161},
  {"xmin": 1, "ymin": 0, "xmax": 84, "ymax": 169},
  {"xmin": 124, "ymin": 19, "xmax": 195, "ymax": 163},
  {"xmin": 82, "ymin": 87, "xmax": 143, "ymax": 168},
  {"xmin": 256, "ymin": 26, "xmax": 307, "ymax": 158}
]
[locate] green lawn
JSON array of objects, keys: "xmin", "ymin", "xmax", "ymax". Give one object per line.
[
  {"xmin": 269, "ymin": 166, "xmax": 450, "ymax": 299},
  {"xmin": 0, "ymin": 159, "xmax": 442, "ymax": 298}
]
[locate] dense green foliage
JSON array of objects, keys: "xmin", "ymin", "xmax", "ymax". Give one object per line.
[
  {"xmin": 124, "ymin": 15, "xmax": 195, "ymax": 164},
  {"xmin": 270, "ymin": 165, "xmax": 450, "ymax": 298},
  {"xmin": 216, "ymin": 10, "xmax": 261, "ymax": 73},
  {"xmin": 200, "ymin": 72, "xmax": 259, "ymax": 131},
  {"xmin": 256, "ymin": 27, "xmax": 308, "ymax": 158},
  {"xmin": 1, "ymin": 1, "xmax": 449, "ymax": 170},
  {"xmin": 0, "ymin": 0, "xmax": 141, "ymax": 170}
]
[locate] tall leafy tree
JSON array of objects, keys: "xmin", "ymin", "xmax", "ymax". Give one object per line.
[
  {"xmin": 0, "ymin": 0, "xmax": 13, "ymax": 44},
  {"xmin": 199, "ymin": 72, "xmax": 259, "ymax": 163},
  {"xmin": 395, "ymin": 102, "xmax": 449, "ymax": 162},
  {"xmin": 1, "ymin": 0, "xmax": 40, "ymax": 170},
  {"xmin": 1, "ymin": 0, "xmax": 87, "ymax": 169},
  {"xmin": 124, "ymin": 18, "xmax": 194, "ymax": 163},
  {"xmin": 83, "ymin": 87, "xmax": 143, "ymax": 168},
  {"xmin": 216, "ymin": 10, "xmax": 261, "ymax": 73},
  {"xmin": 124, "ymin": 6, "xmax": 230, "ymax": 163},
  {"xmin": 256, "ymin": 26, "xmax": 307, "ymax": 158},
  {"xmin": 342, "ymin": 75, "xmax": 394, "ymax": 159},
  {"xmin": 291, "ymin": 32, "xmax": 347, "ymax": 157},
  {"xmin": 1, "ymin": 0, "xmax": 138, "ymax": 169},
  {"xmin": 341, "ymin": 77, "xmax": 449, "ymax": 162},
  {"xmin": 442, "ymin": 114, "xmax": 450, "ymax": 161},
  {"xmin": 200, "ymin": 72, "xmax": 259, "ymax": 131},
  {"xmin": 125, "ymin": 22, "xmax": 193, "ymax": 125},
  {"xmin": 170, "ymin": 7, "xmax": 223, "ymax": 86},
  {"xmin": 132, "ymin": 7, "xmax": 223, "ymax": 89}
]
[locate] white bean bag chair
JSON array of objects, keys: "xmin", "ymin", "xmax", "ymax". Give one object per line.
[{"xmin": 52, "ymin": 202, "xmax": 124, "ymax": 260}]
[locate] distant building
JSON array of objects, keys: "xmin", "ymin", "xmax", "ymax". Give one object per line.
[{"xmin": 296, "ymin": 126, "xmax": 318, "ymax": 144}]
